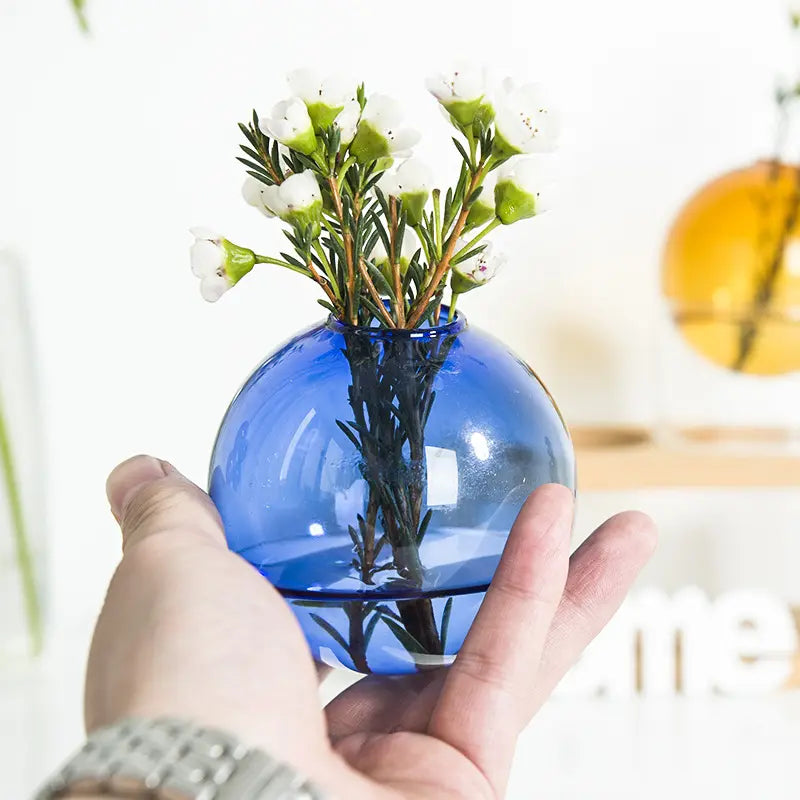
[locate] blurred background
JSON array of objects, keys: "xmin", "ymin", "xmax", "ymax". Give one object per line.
[{"xmin": 3, "ymin": 0, "xmax": 800, "ymax": 797}]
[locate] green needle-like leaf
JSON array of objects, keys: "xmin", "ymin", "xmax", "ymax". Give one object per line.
[
  {"xmin": 382, "ymin": 616, "xmax": 427, "ymax": 654},
  {"xmin": 309, "ymin": 613, "xmax": 351, "ymax": 653},
  {"xmin": 363, "ymin": 611, "xmax": 383, "ymax": 648},
  {"xmin": 416, "ymin": 508, "xmax": 433, "ymax": 546},
  {"xmin": 335, "ymin": 419, "xmax": 362, "ymax": 451},
  {"xmin": 440, "ymin": 597, "xmax": 454, "ymax": 652}
]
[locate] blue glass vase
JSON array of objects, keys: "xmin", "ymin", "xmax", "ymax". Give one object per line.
[{"xmin": 210, "ymin": 311, "xmax": 575, "ymax": 674}]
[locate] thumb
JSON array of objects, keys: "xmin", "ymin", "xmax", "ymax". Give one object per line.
[{"xmin": 106, "ymin": 455, "xmax": 225, "ymax": 550}]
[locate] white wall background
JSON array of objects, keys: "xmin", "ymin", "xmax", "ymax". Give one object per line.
[
  {"xmin": 3, "ymin": 0, "xmax": 800, "ymax": 796},
  {"xmin": 2, "ymin": 0, "xmax": 792, "ymax": 637}
]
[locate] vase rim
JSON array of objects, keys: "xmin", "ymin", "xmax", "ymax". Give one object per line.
[{"xmin": 326, "ymin": 306, "xmax": 467, "ymax": 338}]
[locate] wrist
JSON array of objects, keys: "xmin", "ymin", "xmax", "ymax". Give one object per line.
[{"xmin": 36, "ymin": 717, "xmax": 338, "ymax": 800}]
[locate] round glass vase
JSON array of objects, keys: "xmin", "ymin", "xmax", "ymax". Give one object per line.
[
  {"xmin": 661, "ymin": 160, "xmax": 800, "ymax": 447},
  {"xmin": 210, "ymin": 311, "xmax": 575, "ymax": 674}
]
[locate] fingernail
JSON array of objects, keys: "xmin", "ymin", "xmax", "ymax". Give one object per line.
[{"xmin": 106, "ymin": 455, "xmax": 168, "ymax": 521}]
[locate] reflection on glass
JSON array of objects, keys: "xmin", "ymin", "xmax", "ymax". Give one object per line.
[{"xmin": 211, "ymin": 312, "xmax": 574, "ymax": 672}]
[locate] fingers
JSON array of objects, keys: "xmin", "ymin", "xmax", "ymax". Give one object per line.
[
  {"xmin": 427, "ymin": 484, "xmax": 573, "ymax": 796},
  {"xmin": 528, "ymin": 509, "xmax": 657, "ymax": 714},
  {"xmin": 106, "ymin": 455, "xmax": 225, "ymax": 550}
]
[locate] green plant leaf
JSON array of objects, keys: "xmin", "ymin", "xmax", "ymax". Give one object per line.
[
  {"xmin": 382, "ymin": 616, "xmax": 427, "ymax": 654},
  {"xmin": 335, "ymin": 419, "xmax": 362, "ymax": 450},
  {"xmin": 452, "ymin": 136, "xmax": 471, "ymax": 167},
  {"xmin": 416, "ymin": 508, "xmax": 433, "ymax": 546},
  {"xmin": 309, "ymin": 613, "xmax": 351, "ymax": 653},
  {"xmin": 440, "ymin": 597, "xmax": 454, "ymax": 652},
  {"xmin": 71, "ymin": 0, "xmax": 89, "ymax": 31},
  {"xmin": 364, "ymin": 611, "xmax": 383, "ymax": 648},
  {"xmin": 317, "ymin": 299, "xmax": 337, "ymax": 314}
]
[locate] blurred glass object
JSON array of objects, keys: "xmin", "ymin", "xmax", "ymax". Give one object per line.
[
  {"xmin": 660, "ymin": 161, "xmax": 800, "ymax": 442},
  {"xmin": 0, "ymin": 247, "xmax": 45, "ymax": 661}
]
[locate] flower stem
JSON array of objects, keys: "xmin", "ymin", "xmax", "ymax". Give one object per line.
[
  {"xmin": 328, "ymin": 176, "xmax": 357, "ymax": 324},
  {"xmin": 406, "ymin": 160, "xmax": 491, "ymax": 327},
  {"xmin": 447, "ymin": 293, "xmax": 459, "ymax": 323},
  {"xmin": 254, "ymin": 254, "xmax": 307, "ymax": 274},
  {"xmin": 306, "ymin": 257, "xmax": 344, "ymax": 315},
  {"xmin": 451, "ymin": 217, "xmax": 501, "ymax": 264},
  {"xmin": 733, "ymin": 162, "xmax": 800, "ymax": 371},
  {"xmin": 357, "ymin": 258, "xmax": 395, "ymax": 328},
  {"xmin": 389, "ymin": 198, "xmax": 405, "ymax": 327},
  {"xmin": 0, "ymin": 392, "xmax": 42, "ymax": 655}
]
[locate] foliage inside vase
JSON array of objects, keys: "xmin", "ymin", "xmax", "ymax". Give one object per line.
[
  {"xmin": 196, "ymin": 66, "xmax": 573, "ymax": 673},
  {"xmin": 210, "ymin": 315, "xmax": 574, "ymax": 673}
]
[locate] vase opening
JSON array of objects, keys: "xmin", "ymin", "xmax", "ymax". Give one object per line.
[{"xmin": 325, "ymin": 306, "xmax": 467, "ymax": 339}]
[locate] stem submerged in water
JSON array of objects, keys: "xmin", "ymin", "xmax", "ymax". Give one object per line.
[
  {"xmin": 733, "ymin": 162, "xmax": 800, "ymax": 371},
  {"xmin": 0, "ymin": 392, "xmax": 42, "ymax": 655},
  {"xmin": 338, "ymin": 328, "xmax": 458, "ymax": 668}
]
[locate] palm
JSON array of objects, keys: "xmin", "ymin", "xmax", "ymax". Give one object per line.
[
  {"xmin": 95, "ymin": 460, "xmax": 656, "ymax": 800},
  {"xmin": 328, "ymin": 671, "xmax": 495, "ymax": 798},
  {"xmin": 320, "ymin": 489, "xmax": 657, "ymax": 799}
]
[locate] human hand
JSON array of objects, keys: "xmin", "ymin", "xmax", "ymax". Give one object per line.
[{"xmin": 85, "ymin": 455, "xmax": 656, "ymax": 799}]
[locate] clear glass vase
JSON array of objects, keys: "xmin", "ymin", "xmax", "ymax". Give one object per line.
[
  {"xmin": 0, "ymin": 247, "xmax": 45, "ymax": 662},
  {"xmin": 210, "ymin": 311, "xmax": 575, "ymax": 674}
]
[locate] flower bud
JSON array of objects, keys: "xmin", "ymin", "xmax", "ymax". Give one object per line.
[
  {"xmin": 450, "ymin": 241, "xmax": 505, "ymax": 294},
  {"xmin": 426, "ymin": 65, "xmax": 494, "ymax": 130},
  {"xmin": 262, "ymin": 171, "xmax": 323, "ymax": 236},
  {"xmin": 260, "ymin": 97, "xmax": 317, "ymax": 156},
  {"xmin": 465, "ymin": 171, "xmax": 497, "ymax": 229},
  {"xmin": 493, "ymin": 80, "xmax": 560, "ymax": 158},
  {"xmin": 370, "ymin": 230, "xmax": 418, "ymax": 286},
  {"xmin": 189, "ymin": 227, "xmax": 255, "ymax": 302},
  {"xmin": 494, "ymin": 157, "xmax": 553, "ymax": 225},
  {"xmin": 242, "ymin": 177, "xmax": 276, "ymax": 218},
  {"xmin": 287, "ymin": 69, "xmax": 355, "ymax": 132},
  {"xmin": 350, "ymin": 94, "xmax": 420, "ymax": 163},
  {"xmin": 377, "ymin": 159, "xmax": 433, "ymax": 226}
]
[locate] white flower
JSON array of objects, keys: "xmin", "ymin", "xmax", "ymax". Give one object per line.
[
  {"xmin": 334, "ymin": 100, "xmax": 361, "ymax": 146},
  {"xmin": 287, "ymin": 69, "xmax": 355, "ymax": 131},
  {"xmin": 350, "ymin": 94, "xmax": 421, "ymax": 163},
  {"xmin": 378, "ymin": 158, "xmax": 433, "ymax": 197},
  {"xmin": 450, "ymin": 240, "xmax": 505, "ymax": 294},
  {"xmin": 376, "ymin": 158, "xmax": 433, "ymax": 224},
  {"xmin": 261, "ymin": 171, "xmax": 323, "ymax": 233},
  {"xmin": 189, "ymin": 227, "xmax": 255, "ymax": 302},
  {"xmin": 494, "ymin": 80, "xmax": 560, "ymax": 156},
  {"xmin": 426, "ymin": 64, "xmax": 494, "ymax": 128},
  {"xmin": 465, "ymin": 170, "xmax": 498, "ymax": 229},
  {"xmin": 494, "ymin": 155, "xmax": 555, "ymax": 224},
  {"xmin": 241, "ymin": 177, "xmax": 276, "ymax": 218},
  {"xmin": 370, "ymin": 229, "xmax": 418, "ymax": 268},
  {"xmin": 260, "ymin": 97, "xmax": 317, "ymax": 155}
]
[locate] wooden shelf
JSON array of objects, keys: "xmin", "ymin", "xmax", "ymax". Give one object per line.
[{"xmin": 572, "ymin": 426, "xmax": 800, "ymax": 490}]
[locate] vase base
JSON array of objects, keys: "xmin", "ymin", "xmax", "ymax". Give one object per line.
[{"xmin": 286, "ymin": 587, "xmax": 486, "ymax": 675}]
